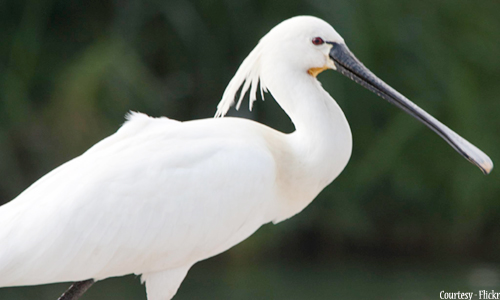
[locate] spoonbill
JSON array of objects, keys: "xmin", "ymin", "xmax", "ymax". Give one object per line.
[{"xmin": 0, "ymin": 16, "xmax": 493, "ymax": 300}]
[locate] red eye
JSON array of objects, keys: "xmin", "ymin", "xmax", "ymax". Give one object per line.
[{"xmin": 312, "ymin": 37, "xmax": 324, "ymax": 45}]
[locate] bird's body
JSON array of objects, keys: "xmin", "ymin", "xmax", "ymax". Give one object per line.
[
  {"xmin": 0, "ymin": 71, "xmax": 351, "ymax": 298},
  {"xmin": 0, "ymin": 16, "xmax": 491, "ymax": 300}
]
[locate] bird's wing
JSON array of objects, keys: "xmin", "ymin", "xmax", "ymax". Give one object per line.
[{"xmin": 0, "ymin": 114, "xmax": 279, "ymax": 286}]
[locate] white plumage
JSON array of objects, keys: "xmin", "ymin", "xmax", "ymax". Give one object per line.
[{"xmin": 0, "ymin": 15, "xmax": 492, "ymax": 300}]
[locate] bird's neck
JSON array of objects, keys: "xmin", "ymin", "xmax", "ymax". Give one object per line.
[{"xmin": 266, "ymin": 67, "xmax": 353, "ymax": 193}]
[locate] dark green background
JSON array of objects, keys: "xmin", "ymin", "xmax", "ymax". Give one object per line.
[{"xmin": 1, "ymin": 0, "xmax": 499, "ymax": 299}]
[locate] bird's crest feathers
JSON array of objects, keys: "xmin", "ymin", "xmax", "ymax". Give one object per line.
[{"xmin": 214, "ymin": 42, "xmax": 268, "ymax": 118}]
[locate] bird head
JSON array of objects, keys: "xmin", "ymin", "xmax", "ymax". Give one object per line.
[
  {"xmin": 215, "ymin": 16, "xmax": 344, "ymax": 117},
  {"xmin": 257, "ymin": 16, "xmax": 344, "ymax": 78}
]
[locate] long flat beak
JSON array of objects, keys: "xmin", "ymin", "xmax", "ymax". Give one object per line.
[{"xmin": 328, "ymin": 42, "xmax": 493, "ymax": 174}]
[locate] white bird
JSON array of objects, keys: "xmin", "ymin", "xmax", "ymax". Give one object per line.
[{"xmin": 0, "ymin": 16, "xmax": 493, "ymax": 300}]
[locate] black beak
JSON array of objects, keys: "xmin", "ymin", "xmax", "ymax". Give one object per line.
[{"xmin": 328, "ymin": 42, "xmax": 493, "ymax": 174}]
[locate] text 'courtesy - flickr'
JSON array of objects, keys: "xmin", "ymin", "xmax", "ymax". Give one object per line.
[{"xmin": 440, "ymin": 290, "xmax": 500, "ymax": 300}]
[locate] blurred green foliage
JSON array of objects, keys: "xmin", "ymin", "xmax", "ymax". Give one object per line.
[{"xmin": 1, "ymin": 0, "xmax": 500, "ymax": 297}]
